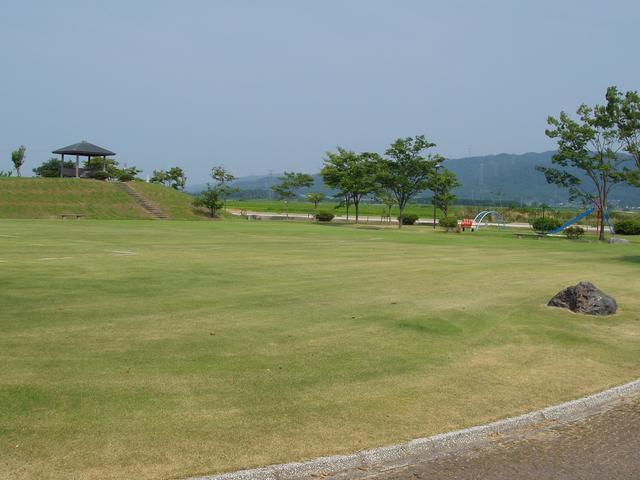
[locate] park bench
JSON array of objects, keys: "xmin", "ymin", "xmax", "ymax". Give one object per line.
[
  {"xmin": 460, "ymin": 218, "xmax": 475, "ymax": 231},
  {"xmin": 240, "ymin": 210, "xmax": 261, "ymax": 220},
  {"xmin": 59, "ymin": 214, "xmax": 85, "ymax": 220}
]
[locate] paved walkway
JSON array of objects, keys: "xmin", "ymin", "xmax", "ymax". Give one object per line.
[
  {"xmin": 229, "ymin": 210, "xmax": 598, "ymax": 232},
  {"xmin": 337, "ymin": 394, "xmax": 640, "ymax": 480}
]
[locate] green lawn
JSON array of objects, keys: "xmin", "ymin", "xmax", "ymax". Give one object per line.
[
  {"xmin": 0, "ymin": 178, "xmax": 205, "ymax": 220},
  {"xmin": 1, "ymin": 219, "xmax": 639, "ymax": 479},
  {"xmin": 0, "ymin": 177, "xmax": 150, "ymax": 219}
]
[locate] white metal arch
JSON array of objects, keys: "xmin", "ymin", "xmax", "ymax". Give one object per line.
[{"xmin": 473, "ymin": 210, "xmax": 506, "ymax": 230}]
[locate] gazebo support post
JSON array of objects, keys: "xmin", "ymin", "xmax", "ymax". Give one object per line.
[
  {"xmin": 75, "ymin": 155, "xmax": 79, "ymax": 178},
  {"xmin": 60, "ymin": 154, "xmax": 65, "ymax": 178}
]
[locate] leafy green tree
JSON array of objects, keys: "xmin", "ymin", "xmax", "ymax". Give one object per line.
[
  {"xmin": 306, "ymin": 192, "xmax": 325, "ymax": 215},
  {"xmin": 605, "ymin": 86, "xmax": 640, "ymax": 185},
  {"xmin": 150, "ymin": 169, "xmax": 169, "ymax": 185},
  {"xmin": 376, "ymin": 191, "xmax": 396, "ymax": 222},
  {"xmin": 193, "ymin": 186, "xmax": 223, "ymax": 217},
  {"xmin": 375, "ymin": 135, "xmax": 442, "ymax": 228},
  {"xmin": 210, "ymin": 166, "xmax": 238, "ymax": 208},
  {"xmin": 11, "ymin": 146, "xmax": 26, "ymax": 176},
  {"xmin": 428, "ymin": 168, "xmax": 460, "ymax": 217},
  {"xmin": 322, "ymin": 148, "xmax": 378, "ymax": 223},
  {"xmin": 168, "ymin": 167, "xmax": 187, "ymax": 190},
  {"xmin": 33, "ymin": 158, "xmax": 73, "ymax": 177},
  {"xmin": 117, "ymin": 166, "xmax": 143, "ymax": 182},
  {"xmin": 271, "ymin": 172, "xmax": 313, "ymax": 217},
  {"xmin": 538, "ymin": 102, "xmax": 629, "ymax": 241},
  {"xmin": 0, "ymin": 170, "xmax": 12, "ymax": 177},
  {"xmin": 150, "ymin": 167, "xmax": 186, "ymax": 189},
  {"xmin": 84, "ymin": 156, "xmax": 119, "ymax": 175}
]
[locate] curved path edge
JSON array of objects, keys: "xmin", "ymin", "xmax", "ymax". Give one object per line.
[{"xmin": 188, "ymin": 378, "xmax": 640, "ymax": 480}]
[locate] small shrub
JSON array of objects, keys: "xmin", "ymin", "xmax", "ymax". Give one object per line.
[
  {"xmin": 92, "ymin": 171, "xmax": 110, "ymax": 180},
  {"xmin": 439, "ymin": 216, "xmax": 458, "ymax": 231},
  {"xmin": 564, "ymin": 226, "xmax": 585, "ymax": 239},
  {"xmin": 316, "ymin": 211, "xmax": 334, "ymax": 222},
  {"xmin": 118, "ymin": 172, "xmax": 135, "ymax": 182},
  {"xmin": 614, "ymin": 218, "xmax": 640, "ymax": 235},
  {"xmin": 398, "ymin": 214, "xmax": 419, "ymax": 225},
  {"xmin": 530, "ymin": 216, "xmax": 562, "ymax": 234}
]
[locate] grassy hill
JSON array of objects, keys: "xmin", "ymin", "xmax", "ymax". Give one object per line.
[
  {"xmin": 127, "ymin": 181, "xmax": 205, "ymax": 220},
  {"xmin": 0, "ymin": 178, "xmax": 204, "ymax": 220}
]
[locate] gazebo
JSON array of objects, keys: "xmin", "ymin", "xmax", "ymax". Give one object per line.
[{"xmin": 52, "ymin": 141, "xmax": 116, "ymax": 178}]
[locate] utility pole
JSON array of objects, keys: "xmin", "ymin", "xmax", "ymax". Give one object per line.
[
  {"xmin": 433, "ymin": 163, "xmax": 441, "ymax": 229},
  {"xmin": 267, "ymin": 169, "xmax": 274, "ymax": 199}
]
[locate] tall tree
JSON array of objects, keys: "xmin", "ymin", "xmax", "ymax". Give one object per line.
[
  {"xmin": 271, "ymin": 172, "xmax": 313, "ymax": 218},
  {"xmin": 11, "ymin": 145, "xmax": 26, "ymax": 177},
  {"xmin": 193, "ymin": 186, "xmax": 223, "ymax": 217},
  {"xmin": 168, "ymin": 166, "xmax": 187, "ymax": 190},
  {"xmin": 321, "ymin": 148, "xmax": 377, "ymax": 223},
  {"xmin": 605, "ymin": 86, "xmax": 640, "ymax": 185},
  {"xmin": 428, "ymin": 168, "xmax": 459, "ymax": 217},
  {"xmin": 375, "ymin": 135, "xmax": 442, "ymax": 228},
  {"xmin": 211, "ymin": 166, "xmax": 237, "ymax": 209},
  {"xmin": 538, "ymin": 102, "xmax": 629, "ymax": 241}
]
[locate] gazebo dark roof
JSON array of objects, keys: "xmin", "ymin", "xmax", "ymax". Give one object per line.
[{"xmin": 52, "ymin": 141, "xmax": 115, "ymax": 157}]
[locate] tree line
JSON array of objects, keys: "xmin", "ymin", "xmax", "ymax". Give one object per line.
[
  {"xmin": 191, "ymin": 135, "xmax": 461, "ymax": 228},
  {"xmin": 268, "ymin": 135, "xmax": 459, "ymax": 228}
]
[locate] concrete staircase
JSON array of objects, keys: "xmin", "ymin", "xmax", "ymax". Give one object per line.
[{"xmin": 118, "ymin": 182, "xmax": 170, "ymax": 220}]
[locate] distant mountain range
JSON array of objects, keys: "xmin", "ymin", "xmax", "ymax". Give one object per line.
[{"xmin": 186, "ymin": 151, "xmax": 640, "ymax": 207}]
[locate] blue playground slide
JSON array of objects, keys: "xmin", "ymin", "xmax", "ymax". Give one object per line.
[{"xmin": 548, "ymin": 207, "xmax": 595, "ymax": 234}]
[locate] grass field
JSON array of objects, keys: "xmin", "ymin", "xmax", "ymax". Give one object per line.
[
  {"xmin": 1, "ymin": 219, "xmax": 639, "ymax": 479},
  {"xmin": 0, "ymin": 178, "xmax": 149, "ymax": 219}
]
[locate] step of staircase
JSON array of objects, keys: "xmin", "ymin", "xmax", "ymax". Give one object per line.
[{"xmin": 117, "ymin": 182, "xmax": 170, "ymax": 220}]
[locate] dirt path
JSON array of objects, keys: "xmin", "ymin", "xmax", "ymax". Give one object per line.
[{"xmin": 336, "ymin": 394, "xmax": 640, "ymax": 480}]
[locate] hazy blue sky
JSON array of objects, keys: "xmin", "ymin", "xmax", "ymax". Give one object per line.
[{"xmin": 1, "ymin": 0, "xmax": 638, "ymax": 183}]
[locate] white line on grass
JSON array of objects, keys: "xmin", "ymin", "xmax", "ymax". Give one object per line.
[
  {"xmin": 110, "ymin": 250, "xmax": 137, "ymax": 256},
  {"xmin": 38, "ymin": 257, "xmax": 72, "ymax": 261}
]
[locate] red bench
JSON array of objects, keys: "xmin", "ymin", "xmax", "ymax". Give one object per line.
[{"xmin": 460, "ymin": 219, "xmax": 475, "ymax": 231}]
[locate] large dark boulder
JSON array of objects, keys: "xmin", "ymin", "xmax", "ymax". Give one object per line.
[{"xmin": 548, "ymin": 282, "xmax": 617, "ymax": 316}]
